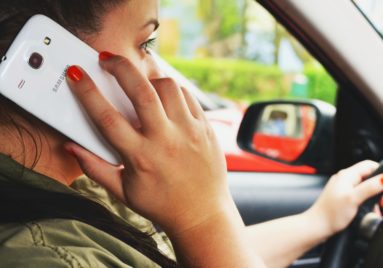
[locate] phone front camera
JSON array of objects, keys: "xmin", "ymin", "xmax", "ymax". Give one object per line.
[{"xmin": 28, "ymin": 52, "xmax": 44, "ymax": 69}]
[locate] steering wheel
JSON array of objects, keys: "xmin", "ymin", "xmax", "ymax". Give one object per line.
[{"xmin": 319, "ymin": 162, "xmax": 383, "ymax": 268}]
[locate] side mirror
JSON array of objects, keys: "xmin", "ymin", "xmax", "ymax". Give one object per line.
[{"xmin": 237, "ymin": 100, "xmax": 336, "ymax": 173}]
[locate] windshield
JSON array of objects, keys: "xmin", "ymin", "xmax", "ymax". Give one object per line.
[{"xmin": 353, "ymin": 0, "xmax": 383, "ymax": 38}]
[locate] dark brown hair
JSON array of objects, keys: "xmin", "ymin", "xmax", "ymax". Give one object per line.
[
  {"xmin": 0, "ymin": 1, "xmax": 178, "ymax": 267},
  {"xmin": 0, "ymin": 0, "xmax": 126, "ymax": 166}
]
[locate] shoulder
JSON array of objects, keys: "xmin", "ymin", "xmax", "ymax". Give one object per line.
[
  {"xmin": 72, "ymin": 176, "xmax": 154, "ymax": 232},
  {"xmin": 72, "ymin": 176, "xmax": 176, "ymax": 260},
  {"xmin": 0, "ymin": 222, "xmax": 76, "ymax": 267},
  {"xmin": 0, "ymin": 220, "xmax": 157, "ymax": 268}
]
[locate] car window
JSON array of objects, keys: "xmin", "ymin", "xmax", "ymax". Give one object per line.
[
  {"xmin": 159, "ymin": 1, "xmax": 336, "ymax": 106},
  {"xmin": 353, "ymin": 0, "xmax": 383, "ymax": 39},
  {"xmin": 157, "ymin": 1, "xmax": 337, "ymax": 173}
]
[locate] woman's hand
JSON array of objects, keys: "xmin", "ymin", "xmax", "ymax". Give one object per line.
[
  {"xmin": 306, "ymin": 160, "xmax": 383, "ymax": 237},
  {"xmin": 64, "ymin": 54, "xmax": 268, "ymax": 267},
  {"xmin": 244, "ymin": 162, "xmax": 383, "ymax": 268},
  {"xmin": 64, "ymin": 53, "xmax": 234, "ymax": 236}
]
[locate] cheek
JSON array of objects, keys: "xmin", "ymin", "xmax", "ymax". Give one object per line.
[
  {"xmin": 144, "ymin": 56, "xmax": 164, "ymax": 80},
  {"xmin": 104, "ymin": 45, "xmax": 164, "ymax": 80},
  {"xmin": 121, "ymin": 51, "xmax": 163, "ymax": 80},
  {"xmin": 115, "ymin": 48, "xmax": 148, "ymax": 75},
  {"xmin": 127, "ymin": 55, "xmax": 150, "ymax": 77}
]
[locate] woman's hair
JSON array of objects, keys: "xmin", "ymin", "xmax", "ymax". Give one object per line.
[
  {"xmin": 0, "ymin": 0, "xmax": 125, "ymax": 167},
  {"xmin": 0, "ymin": 1, "xmax": 178, "ymax": 267},
  {"xmin": 0, "ymin": 0, "xmax": 136, "ymax": 165}
]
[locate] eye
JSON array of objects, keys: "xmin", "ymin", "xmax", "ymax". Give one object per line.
[{"xmin": 140, "ymin": 38, "xmax": 157, "ymax": 54}]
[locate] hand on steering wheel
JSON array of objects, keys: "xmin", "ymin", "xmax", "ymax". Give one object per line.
[{"xmin": 314, "ymin": 160, "xmax": 383, "ymax": 268}]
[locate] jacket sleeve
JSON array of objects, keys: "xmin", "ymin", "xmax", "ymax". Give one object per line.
[{"xmin": 0, "ymin": 246, "xmax": 73, "ymax": 268}]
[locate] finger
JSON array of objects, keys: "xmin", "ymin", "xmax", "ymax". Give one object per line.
[
  {"xmin": 99, "ymin": 53, "xmax": 168, "ymax": 134},
  {"xmin": 150, "ymin": 78, "xmax": 191, "ymax": 121},
  {"xmin": 181, "ymin": 87, "xmax": 206, "ymax": 120},
  {"xmin": 354, "ymin": 174, "xmax": 383, "ymax": 205},
  {"xmin": 64, "ymin": 142, "xmax": 126, "ymax": 203},
  {"xmin": 337, "ymin": 160, "xmax": 379, "ymax": 186},
  {"xmin": 66, "ymin": 65, "xmax": 139, "ymax": 152},
  {"xmin": 373, "ymin": 204, "xmax": 382, "ymax": 216}
]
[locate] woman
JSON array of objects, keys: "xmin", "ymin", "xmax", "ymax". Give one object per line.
[{"xmin": 0, "ymin": 0, "xmax": 382, "ymax": 267}]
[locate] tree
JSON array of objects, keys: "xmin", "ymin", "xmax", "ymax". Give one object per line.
[
  {"xmin": 197, "ymin": 0, "xmax": 214, "ymax": 20},
  {"xmin": 197, "ymin": 0, "xmax": 249, "ymax": 58},
  {"xmin": 273, "ymin": 21, "xmax": 313, "ymax": 65}
]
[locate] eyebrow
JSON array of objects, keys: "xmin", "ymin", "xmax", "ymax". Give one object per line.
[{"xmin": 143, "ymin": 19, "xmax": 160, "ymax": 31}]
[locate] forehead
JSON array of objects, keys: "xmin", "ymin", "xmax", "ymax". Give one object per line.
[
  {"xmin": 119, "ymin": 0, "xmax": 159, "ymax": 29},
  {"xmin": 87, "ymin": 0, "xmax": 159, "ymax": 53}
]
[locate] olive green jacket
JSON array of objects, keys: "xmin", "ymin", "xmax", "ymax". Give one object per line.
[{"xmin": 0, "ymin": 154, "xmax": 175, "ymax": 267}]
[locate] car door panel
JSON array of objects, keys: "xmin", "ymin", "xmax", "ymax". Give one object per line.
[
  {"xmin": 228, "ymin": 172, "xmax": 328, "ymax": 267},
  {"xmin": 228, "ymin": 172, "xmax": 328, "ymax": 225}
]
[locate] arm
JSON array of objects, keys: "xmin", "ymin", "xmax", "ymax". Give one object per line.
[
  {"xmin": 246, "ymin": 161, "xmax": 383, "ymax": 268},
  {"xmin": 65, "ymin": 54, "xmax": 266, "ymax": 268},
  {"xmin": 168, "ymin": 199, "xmax": 266, "ymax": 267},
  {"xmin": 246, "ymin": 211, "xmax": 328, "ymax": 268}
]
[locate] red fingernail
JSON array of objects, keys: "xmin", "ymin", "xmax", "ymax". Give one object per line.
[
  {"xmin": 99, "ymin": 51, "xmax": 115, "ymax": 61},
  {"xmin": 67, "ymin": 66, "xmax": 83, "ymax": 82},
  {"xmin": 380, "ymin": 177, "xmax": 383, "ymax": 185}
]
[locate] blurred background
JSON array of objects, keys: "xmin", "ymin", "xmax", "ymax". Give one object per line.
[
  {"xmin": 156, "ymin": 0, "xmax": 337, "ymax": 106},
  {"xmin": 151, "ymin": 0, "xmax": 383, "ymax": 172}
]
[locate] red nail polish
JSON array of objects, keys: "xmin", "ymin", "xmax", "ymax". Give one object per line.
[
  {"xmin": 67, "ymin": 66, "xmax": 83, "ymax": 82},
  {"xmin": 99, "ymin": 51, "xmax": 115, "ymax": 61},
  {"xmin": 380, "ymin": 177, "xmax": 383, "ymax": 185}
]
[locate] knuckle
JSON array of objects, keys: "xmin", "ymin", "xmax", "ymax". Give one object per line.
[
  {"xmin": 362, "ymin": 159, "xmax": 376, "ymax": 165},
  {"xmin": 189, "ymin": 129, "xmax": 202, "ymax": 145},
  {"xmin": 98, "ymin": 110, "xmax": 118, "ymax": 129},
  {"xmin": 181, "ymin": 87, "xmax": 189, "ymax": 95},
  {"xmin": 131, "ymin": 153, "xmax": 153, "ymax": 173},
  {"xmin": 340, "ymin": 192, "xmax": 356, "ymax": 205},
  {"xmin": 154, "ymin": 77, "xmax": 179, "ymax": 90},
  {"xmin": 185, "ymin": 122, "xmax": 214, "ymax": 145},
  {"xmin": 164, "ymin": 141, "xmax": 180, "ymax": 159},
  {"xmin": 367, "ymin": 180, "xmax": 381, "ymax": 193},
  {"xmin": 354, "ymin": 160, "xmax": 376, "ymax": 170},
  {"xmin": 110, "ymin": 56, "xmax": 132, "ymax": 75},
  {"xmin": 346, "ymin": 194, "xmax": 355, "ymax": 204},
  {"xmin": 189, "ymin": 128, "xmax": 210, "ymax": 150},
  {"xmin": 205, "ymin": 124, "xmax": 216, "ymax": 140},
  {"xmin": 135, "ymin": 88, "xmax": 157, "ymax": 106},
  {"xmin": 152, "ymin": 78, "xmax": 180, "ymax": 98},
  {"xmin": 337, "ymin": 169, "xmax": 349, "ymax": 178},
  {"xmin": 364, "ymin": 160, "xmax": 379, "ymax": 169},
  {"xmin": 78, "ymin": 79, "xmax": 96, "ymax": 98}
]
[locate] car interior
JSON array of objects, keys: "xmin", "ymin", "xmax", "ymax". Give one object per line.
[{"xmin": 227, "ymin": 1, "xmax": 383, "ymax": 267}]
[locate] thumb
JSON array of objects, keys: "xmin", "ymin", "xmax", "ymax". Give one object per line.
[{"xmin": 64, "ymin": 142, "xmax": 126, "ymax": 202}]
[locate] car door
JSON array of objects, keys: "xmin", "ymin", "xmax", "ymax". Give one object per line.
[
  {"xmin": 159, "ymin": 0, "xmax": 383, "ymax": 267},
  {"xmin": 228, "ymin": 1, "xmax": 383, "ymax": 267}
]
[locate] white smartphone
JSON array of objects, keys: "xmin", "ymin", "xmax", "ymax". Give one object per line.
[{"xmin": 0, "ymin": 15, "xmax": 139, "ymax": 165}]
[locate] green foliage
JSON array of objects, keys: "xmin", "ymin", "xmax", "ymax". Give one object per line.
[
  {"xmin": 197, "ymin": 0, "xmax": 245, "ymax": 42},
  {"xmin": 165, "ymin": 57, "xmax": 337, "ymax": 104},
  {"xmin": 166, "ymin": 57, "xmax": 287, "ymax": 102},
  {"xmin": 304, "ymin": 65, "xmax": 337, "ymax": 104},
  {"xmin": 214, "ymin": 1, "xmax": 242, "ymax": 40}
]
